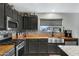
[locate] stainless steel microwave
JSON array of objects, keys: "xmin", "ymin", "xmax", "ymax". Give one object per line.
[{"xmin": 6, "ymin": 16, "xmax": 18, "ymax": 30}]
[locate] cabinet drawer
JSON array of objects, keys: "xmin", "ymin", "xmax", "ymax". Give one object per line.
[
  {"xmin": 65, "ymin": 41, "xmax": 77, "ymax": 45},
  {"xmin": 29, "ymin": 39, "xmax": 39, "ymax": 45},
  {"xmin": 39, "ymin": 39, "xmax": 48, "ymax": 44}
]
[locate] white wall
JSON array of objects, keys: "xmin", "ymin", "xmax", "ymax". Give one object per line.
[
  {"xmin": 37, "ymin": 13, "xmax": 62, "ymax": 19},
  {"xmin": 36, "ymin": 13, "xmax": 79, "ymax": 38},
  {"xmin": 61, "ymin": 13, "xmax": 79, "ymax": 38}
]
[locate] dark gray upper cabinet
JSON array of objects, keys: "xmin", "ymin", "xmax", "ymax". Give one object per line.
[
  {"xmin": 30, "ymin": 15, "xmax": 38, "ymax": 30},
  {"xmin": 5, "ymin": 3, "xmax": 13, "ymax": 18},
  {"xmin": 0, "ymin": 3, "xmax": 5, "ymax": 29},
  {"xmin": 22, "ymin": 16, "xmax": 30, "ymax": 30},
  {"xmin": 17, "ymin": 14, "xmax": 22, "ymax": 31},
  {"xmin": 13, "ymin": 9, "xmax": 18, "ymax": 20},
  {"xmin": 22, "ymin": 15, "xmax": 38, "ymax": 30},
  {"xmin": 5, "ymin": 3, "xmax": 18, "ymax": 20}
]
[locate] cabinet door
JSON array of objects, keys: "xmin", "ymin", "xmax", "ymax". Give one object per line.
[
  {"xmin": 30, "ymin": 15, "xmax": 38, "ymax": 30},
  {"xmin": 22, "ymin": 16, "xmax": 27, "ymax": 29},
  {"xmin": 13, "ymin": 9, "xmax": 18, "ymax": 20},
  {"xmin": 65, "ymin": 39, "xmax": 78, "ymax": 45},
  {"xmin": 39, "ymin": 45, "xmax": 48, "ymax": 53},
  {"xmin": 29, "ymin": 39, "xmax": 39, "ymax": 53},
  {"xmin": 17, "ymin": 15, "xmax": 22, "ymax": 31},
  {"xmin": 39, "ymin": 39, "xmax": 48, "ymax": 53},
  {"xmin": 22, "ymin": 15, "xmax": 38, "ymax": 30},
  {"xmin": 48, "ymin": 44, "xmax": 57, "ymax": 53},
  {"xmin": 39, "ymin": 39, "xmax": 48, "ymax": 45},
  {"xmin": 48, "ymin": 44, "xmax": 61, "ymax": 56},
  {"xmin": 65, "ymin": 41, "xmax": 77, "ymax": 45},
  {"xmin": 0, "ymin": 3, "xmax": 5, "ymax": 29},
  {"xmin": 5, "ymin": 3, "xmax": 13, "ymax": 18},
  {"xmin": 18, "ymin": 47, "xmax": 25, "ymax": 56},
  {"xmin": 22, "ymin": 16, "xmax": 31, "ymax": 30}
]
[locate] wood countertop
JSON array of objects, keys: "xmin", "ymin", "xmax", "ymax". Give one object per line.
[
  {"xmin": 12, "ymin": 33, "xmax": 78, "ymax": 40},
  {"xmin": 0, "ymin": 45, "xmax": 14, "ymax": 56}
]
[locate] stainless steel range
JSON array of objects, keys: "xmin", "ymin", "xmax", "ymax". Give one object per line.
[{"xmin": 15, "ymin": 40, "xmax": 25, "ymax": 56}]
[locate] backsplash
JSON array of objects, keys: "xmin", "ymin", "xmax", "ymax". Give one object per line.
[{"xmin": 40, "ymin": 26, "xmax": 63, "ymax": 32}]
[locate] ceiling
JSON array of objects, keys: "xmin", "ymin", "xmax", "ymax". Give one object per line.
[{"xmin": 9, "ymin": 3, "xmax": 79, "ymax": 13}]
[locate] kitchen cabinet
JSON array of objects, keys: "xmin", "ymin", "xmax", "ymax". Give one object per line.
[
  {"xmin": 5, "ymin": 3, "xmax": 13, "ymax": 18},
  {"xmin": 17, "ymin": 14, "xmax": 22, "ymax": 31},
  {"xmin": 0, "ymin": 3, "xmax": 5, "ymax": 29},
  {"xmin": 22, "ymin": 15, "xmax": 38, "ymax": 30},
  {"xmin": 29, "ymin": 39, "xmax": 39, "ymax": 53},
  {"xmin": 13, "ymin": 9, "xmax": 18, "ymax": 20},
  {"xmin": 39, "ymin": 45, "xmax": 48, "ymax": 53},
  {"xmin": 48, "ymin": 44, "xmax": 60, "ymax": 54},
  {"xmin": 25, "ymin": 39, "xmax": 61, "ymax": 55},
  {"xmin": 5, "ymin": 3, "xmax": 18, "ymax": 20},
  {"xmin": 25, "ymin": 39, "xmax": 66, "ymax": 56},
  {"xmin": 25, "ymin": 39, "xmax": 48, "ymax": 55},
  {"xmin": 39, "ymin": 39, "xmax": 48, "ymax": 53},
  {"xmin": 30, "ymin": 15, "xmax": 38, "ymax": 30},
  {"xmin": 22, "ymin": 16, "xmax": 30, "ymax": 30},
  {"xmin": 64, "ymin": 38, "xmax": 78, "ymax": 45}
]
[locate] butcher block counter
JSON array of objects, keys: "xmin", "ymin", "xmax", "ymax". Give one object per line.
[
  {"xmin": 0, "ymin": 45, "xmax": 14, "ymax": 56},
  {"xmin": 12, "ymin": 33, "xmax": 78, "ymax": 40}
]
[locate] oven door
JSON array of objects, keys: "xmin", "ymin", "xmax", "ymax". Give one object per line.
[
  {"xmin": 16, "ymin": 41, "xmax": 25, "ymax": 56},
  {"xmin": 18, "ymin": 46, "xmax": 24, "ymax": 56}
]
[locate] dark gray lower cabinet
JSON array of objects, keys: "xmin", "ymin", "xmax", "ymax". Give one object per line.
[
  {"xmin": 39, "ymin": 39, "xmax": 48, "ymax": 44},
  {"xmin": 29, "ymin": 39, "xmax": 39, "ymax": 53},
  {"xmin": 39, "ymin": 45, "xmax": 48, "ymax": 53},
  {"xmin": 64, "ymin": 39, "xmax": 78, "ymax": 45},
  {"xmin": 39, "ymin": 39, "xmax": 48, "ymax": 53},
  {"xmin": 25, "ymin": 39, "xmax": 61, "ymax": 56},
  {"xmin": 25, "ymin": 39, "xmax": 48, "ymax": 55},
  {"xmin": 48, "ymin": 44, "xmax": 61, "ymax": 55},
  {"xmin": 48, "ymin": 44, "xmax": 57, "ymax": 53},
  {"xmin": 29, "ymin": 45, "xmax": 39, "ymax": 53}
]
